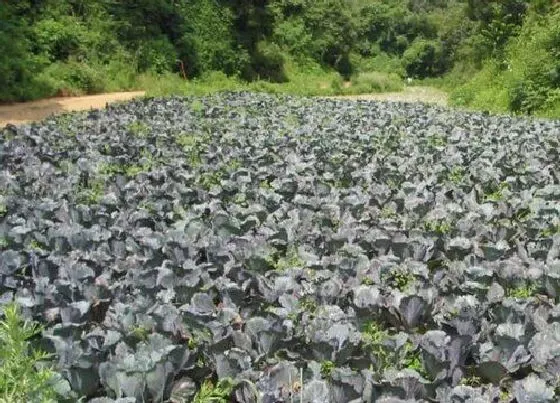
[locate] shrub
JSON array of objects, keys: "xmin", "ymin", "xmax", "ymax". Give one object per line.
[
  {"xmin": 402, "ymin": 39, "xmax": 447, "ymax": 78},
  {"xmin": 0, "ymin": 303, "xmax": 59, "ymax": 402},
  {"xmin": 246, "ymin": 41, "xmax": 287, "ymax": 82},
  {"xmin": 136, "ymin": 37, "xmax": 177, "ymax": 74},
  {"xmin": 347, "ymin": 71, "xmax": 403, "ymax": 93}
]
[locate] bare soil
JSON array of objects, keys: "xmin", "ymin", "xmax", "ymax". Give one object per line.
[
  {"xmin": 0, "ymin": 86, "xmax": 447, "ymax": 128},
  {"xmin": 0, "ymin": 91, "xmax": 146, "ymax": 127}
]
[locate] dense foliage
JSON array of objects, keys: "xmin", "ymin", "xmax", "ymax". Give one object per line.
[
  {"xmin": 2, "ymin": 92, "xmax": 560, "ymax": 401},
  {"xmin": 1, "ymin": 0, "xmax": 559, "ymax": 115}
]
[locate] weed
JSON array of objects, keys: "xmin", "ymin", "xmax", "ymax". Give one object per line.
[
  {"xmin": 0, "ymin": 238, "xmax": 8, "ymax": 248},
  {"xmin": 427, "ymin": 135, "xmax": 447, "ymax": 147},
  {"xmin": 187, "ymin": 337, "xmax": 198, "ymax": 350},
  {"xmin": 380, "ymin": 206, "xmax": 398, "ymax": 219},
  {"xmin": 29, "ymin": 240, "xmax": 46, "ymax": 251},
  {"xmin": 55, "ymin": 114, "xmax": 76, "ymax": 137},
  {"xmin": 386, "ymin": 266, "xmax": 415, "ymax": 292},
  {"xmin": 98, "ymin": 149, "xmax": 155, "ymax": 178},
  {"xmin": 460, "ymin": 374, "xmax": 483, "ymax": 387},
  {"xmin": 500, "ymin": 389, "xmax": 511, "ymax": 402},
  {"xmin": 514, "ymin": 207, "xmax": 531, "ymax": 222},
  {"xmin": 138, "ymin": 201, "xmax": 155, "ymax": 213},
  {"xmin": 124, "ymin": 165, "xmax": 144, "ymax": 177},
  {"xmin": 130, "ymin": 325, "xmax": 150, "ymax": 342},
  {"xmin": 361, "ymin": 322, "xmax": 391, "ymax": 372},
  {"xmin": 507, "ymin": 284, "xmax": 537, "ymax": 299},
  {"xmin": 424, "ymin": 219, "xmax": 452, "ymax": 235},
  {"xmin": 362, "ymin": 323, "xmax": 427, "ymax": 377},
  {"xmin": 190, "ymin": 100, "xmax": 205, "ymax": 115},
  {"xmin": 386, "ymin": 178, "xmax": 398, "ymax": 190},
  {"xmin": 0, "ymin": 303, "xmax": 59, "ymax": 402},
  {"xmin": 176, "ymin": 132, "xmax": 208, "ymax": 167},
  {"xmin": 192, "ymin": 378, "xmax": 235, "ymax": 403},
  {"xmin": 329, "ymin": 154, "xmax": 345, "ymax": 166},
  {"xmin": 426, "ymin": 258, "xmax": 449, "ymax": 272},
  {"xmin": 484, "ymin": 181, "xmax": 510, "ymax": 202},
  {"xmin": 199, "ymin": 171, "xmax": 223, "ymax": 190},
  {"xmin": 259, "ymin": 180, "xmax": 274, "ymax": 191},
  {"xmin": 320, "ymin": 361, "xmax": 335, "ymax": 379},
  {"xmin": 540, "ymin": 224, "xmax": 560, "ymax": 238},
  {"xmin": 226, "ymin": 158, "xmax": 241, "ymax": 172},
  {"xmin": 0, "ymin": 203, "xmax": 6, "ymax": 217},
  {"xmin": 361, "ymin": 277, "xmax": 374, "ymax": 286},
  {"xmin": 97, "ymin": 163, "xmax": 124, "ymax": 176},
  {"xmin": 176, "ymin": 133, "xmax": 199, "ymax": 148},
  {"xmin": 402, "ymin": 341, "xmax": 427, "ymax": 377},
  {"xmin": 267, "ymin": 246, "xmax": 305, "ymax": 271},
  {"xmin": 447, "ymin": 166, "xmax": 465, "ymax": 184},
  {"xmin": 127, "ymin": 121, "xmax": 150, "ymax": 138},
  {"xmin": 233, "ymin": 193, "xmax": 247, "ymax": 206},
  {"xmin": 76, "ymin": 178, "xmax": 104, "ymax": 205},
  {"xmin": 298, "ymin": 296, "xmax": 317, "ymax": 315}
]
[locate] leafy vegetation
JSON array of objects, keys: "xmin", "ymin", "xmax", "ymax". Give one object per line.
[
  {"xmin": 320, "ymin": 360, "xmax": 335, "ymax": 380},
  {"xmin": 2, "ymin": 1, "xmax": 560, "ymax": 117},
  {"xmin": 507, "ymin": 284, "xmax": 538, "ymax": 299},
  {"xmin": 386, "ymin": 266, "xmax": 416, "ymax": 292},
  {"xmin": 0, "ymin": 303, "xmax": 59, "ymax": 402},
  {"xmin": 192, "ymin": 378, "xmax": 235, "ymax": 403},
  {"xmin": 424, "ymin": 219, "xmax": 453, "ymax": 235},
  {"xmin": 267, "ymin": 245, "xmax": 305, "ymax": 272},
  {"xmin": 361, "ymin": 322, "xmax": 426, "ymax": 377}
]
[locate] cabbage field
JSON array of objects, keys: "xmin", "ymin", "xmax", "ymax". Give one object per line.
[{"xmin": 1, "ymin": 92, "xmax": 560, "ymax": 402}]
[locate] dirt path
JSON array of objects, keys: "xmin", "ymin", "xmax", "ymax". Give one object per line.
[
  {"xmin": 0, "ymin": 91, "xmax": 146, "ymax": 127},
  {"xmin": 329, "ymin": 86, "xmax": 448, "ymax": 106},
  {"xmin": 0, "ymin": 86, "xmax": 447, "ymax": 127}
]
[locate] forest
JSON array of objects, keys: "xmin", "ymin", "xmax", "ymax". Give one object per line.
[{"xmin": 1, "ymin": 0, "xmax": 560, "ymax": 116}]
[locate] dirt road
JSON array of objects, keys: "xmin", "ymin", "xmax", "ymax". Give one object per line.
[
  {"xmin": 0, "ymin": 86, "xmax": 447, "ymax": 127},
  {"xmin": 0, "ymin": 91, "xmax": 146, "ymax": 127}
]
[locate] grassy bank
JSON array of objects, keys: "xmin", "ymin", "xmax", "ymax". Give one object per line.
[{"xmin": 136, "ymin": 62, "xmax": 404, "ymax": 99}]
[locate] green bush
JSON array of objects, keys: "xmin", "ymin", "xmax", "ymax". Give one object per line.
[
  {"xmin": 246, "ymin": 41, "xmax": 287, "ymax": 82},
  {"xmin": 452, "ymin": 7, "xmax": 560, "ymax": 116},
  {"xmin": 32, "ymin": 17, "xmax": 87, "ymax": 62},
  {"xmin": 402, "ymin": 38, "xmax": 447, "ymax": 78},
  {"xmin": 178, "ymin": 0, "xmax": 249, "ymax": 77},
  {"xmin": 346, "ymin": 71, "xmax": 403, "ymax": 93},
  {"xmin": 37, "ymin": 60, "xmax": 107, "ymax": 96},
  {"xmin": 0, "ymin": 303, "xmax": 59, "ymax": 402},
  {"xmin": 136, "ymin": 37, "xmax": 177, "ymax": 74}
]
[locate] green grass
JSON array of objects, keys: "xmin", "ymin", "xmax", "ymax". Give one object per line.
[
  {"xmin": 140, "ymin": 58, "xmax": 404, "ymax": 99},
  {"xmin": 345, "ymin": 71, "xmax": 403, "ymax": 94},
  {"xmin": 0, "ymin": 303, "xmax": 59, "ymax": 402}
]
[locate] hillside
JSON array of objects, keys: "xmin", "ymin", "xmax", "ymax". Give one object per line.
[{"xmin": 1, "ymin": 1, "xmax": 559, "ymax": 116}]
